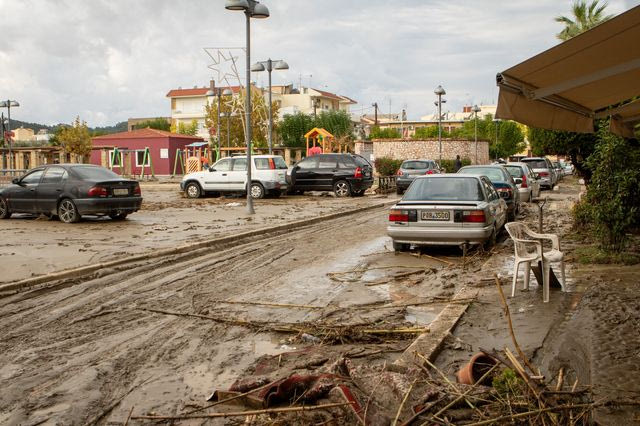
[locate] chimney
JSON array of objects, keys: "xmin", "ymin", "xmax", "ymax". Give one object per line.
[
  {"xmin": 210, "ymin": 79, "xmax": 215, "ymax": 90},
  {"xmin": 463, "ymin": 105, "xmax": 472, "ymax": 113}
]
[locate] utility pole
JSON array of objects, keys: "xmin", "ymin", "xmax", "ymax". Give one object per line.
[{"xmin": 372, "ymin": 102, "xmax": 378, "ymax": 126}]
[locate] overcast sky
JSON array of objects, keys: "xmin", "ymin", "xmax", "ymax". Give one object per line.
[{"xmin": 1, "ymin": 0, "xmax": 638, "ymax": 127}]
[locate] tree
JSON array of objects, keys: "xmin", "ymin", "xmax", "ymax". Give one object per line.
[
  {"xmin": 370, "ymin": 126, "xmax": 400, "ymax": 139},
  {"xmin": 134, "ymin": 118, "xmax": 170, "ymax": 131},
  {"xmin": 528, "ymin": 126, "xmax": 597, "ymax": 179},
  {"xmin": 413, "ymin": 126, "xmax": 443, "ymax": 139},
  {"xmin": 555, "ymin": 0, "xmax": 613, "ymax": 41},
  {"xmin": 279, "ymin": 112, "xmax": 315, "ymax": 147},
  {"xmin": 313, "ymin": 110, "xmax": 353, "ymax": 138},
  {"xmin": 58, "ymin": 117, "xmax": 92, "ymax": 156},
  {"xmin": 176, "ymin": 119, "xmax": 199, "ymax": 136}
]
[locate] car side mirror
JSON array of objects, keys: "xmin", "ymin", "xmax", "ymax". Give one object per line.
[
  {"xmin": 208, "ymin": 167, "xmax": 216, "ymax": 172},
  {"xmin": 11, "ymin": 178, "xmax": 20, "ymax": 185},
  {"xmin": 514, "ymin": 178, "xmax": 522, "ymax": 185}
]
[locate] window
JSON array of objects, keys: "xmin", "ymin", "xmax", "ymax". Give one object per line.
[
  {"xmin": 403, "ymin": 177, "xmax": 483, "ymax": 202},
  {"xmin": 21, "ymin": 169, "xmax": 44, "ymax": 185},
  {"xmin": 232, "ymin": 158, "xmax": 247, "ymax": 171},
  {"xmin": 72, "ymin": 166, "xmax": 120, "ymax": 180},
  {"xmin": 402, "ymin": 161, "xmax": 431, "ymax": 170},
  {"xmin": 136, "ymin": 150, "xmax": 151, "ymax": 167},
  {"xmin": 41, "ymin": 167, "xmax": 67, "ymax": 184},
  {"xmin": 505, "ymin": 166, "xmax": 524, "ymax": 178},
  {"xmin": 338, "ymin": 156, "xmax": 355, "ymax": 168},
  {"xmin": 109, "ymin": 150, "xmax": 123, "ymax": 168},
  {"xmin": 297, "ymin": 157, "xmax": 318, "ymax": 169},
  {"xmin": 318, "ymin": 156, "xmax": 337, "ymax": 169},
  {"xmin": 522, "ymin": 159, "xmax": 547, "ymax": 169},
  {"xmin": 254, "ymin": 158, "xmax": 270, "ymax": 169},
  {"xmin": 460, "ymin": 167, "xmax": 507, "ymax": 182},
  {"xmin": 482, "ymin": 178, "xmax": 498, "ymax": 201},
  {"xmin": 213, "ymin": 158, "xmax": 231, "ymax": 171}
]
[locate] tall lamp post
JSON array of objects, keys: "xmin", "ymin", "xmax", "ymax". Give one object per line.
[
  {"xmin": 433, "ymin": 86, "xmax": 446, "ymax": 166},
  {"xmin": 472, "ymin": 104, "xmax": 481, "ymax": 164},
  {"xmin": 492, "ymin": 118, "xmax": 502, "ymax": 161},
  {"xmin": 251, "ymin": 58, "xmax": 289, "ymax": 155},
  {"xmin": 225, "ymin": 0, "xmax": 269, "ymax": 215},
  {"xmin": 0, "ymin": 100, "xmax": 19, "ymax": 171},
  {"xmin": 206, "ymin": 87, "xmax": 233, "ymax": 162}
]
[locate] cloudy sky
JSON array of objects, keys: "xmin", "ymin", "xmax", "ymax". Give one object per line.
[{"xmin": 1, "ymin": 0, "xmax": 638, "ymax": 126}]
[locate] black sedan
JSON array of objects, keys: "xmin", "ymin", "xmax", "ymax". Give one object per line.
[
  {"xmin": 457, "ymin": 165, "xmax": 520, "ymax": 221},
  {"xmin": 0, "ymin": 164, "xmax": 142, "ymax": 223}
]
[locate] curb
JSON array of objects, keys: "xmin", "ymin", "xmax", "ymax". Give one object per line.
[{"xmin": 0, "ymin": 199, "xmax": 395, "ymax": 295}]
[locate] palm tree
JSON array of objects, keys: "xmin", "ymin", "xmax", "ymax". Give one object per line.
[{"xmin": 555, "ymin": 0, "xmax": 614, "ymax": 41}]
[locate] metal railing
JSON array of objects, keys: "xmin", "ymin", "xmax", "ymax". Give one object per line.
[{"xmin": 376, "ymin": 175, "xmax": 397, "ymax": 194}]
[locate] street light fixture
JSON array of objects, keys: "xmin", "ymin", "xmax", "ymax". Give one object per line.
[
  {"xmin": 472, "ymin": 104, "xmax": 481, "ymax": 164},
  {"xmin": 251, "ymin": 58, "xmax": 289, "ymax": 155},
  {"xmin": 433, "ymin": 85, "xmax": 446, "ymax": 166},
  {"xmin": 0, "ymin": 100, "xmax": 20, "ymax": 171},
  {"xmin": 207, "ymin": 87, "xmax": 234, "ymax": 161},
  {"xmin": 225, "ymin": 0, "xmax": 270, "ymax": 215}
]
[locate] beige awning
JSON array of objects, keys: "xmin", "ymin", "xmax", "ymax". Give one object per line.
[{"xmin": 496, "ymin": 5, "xmax": 640, "ymax": 137}]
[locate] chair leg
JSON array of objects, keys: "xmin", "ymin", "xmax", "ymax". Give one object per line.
[
  {"xmin": 523, "ymin": 261, "xmax": 531, "ymax": 290},
  {"xmin": 560, "ymin": 259, "xmax": 566, "ymax": 292},
  {"xmin": 542, "ymin": 260, "xmax": 550, "ymax": 303},
  {"xmin": 511, "ymin": 261, "xmax": 520, "ymax": 298}
]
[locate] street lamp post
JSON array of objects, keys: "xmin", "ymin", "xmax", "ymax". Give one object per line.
[
  {"xmin": 251, "ymin": 58, "xmax": 289, "ymax": 155},
  {"xmin": 492, "ymin": 118, "xmax": 502, "ymax": 161},
  {"xmin": 472, "ymin": 104, "xmax": 481, "ymax": 164},
  {"xmin": 206, "ymin": 87, "xmax": 233, "ymax": 162},
  {"xmin": 225, "ymin": 0, "xmax": 269, "ymax": 215},
  {"xmin": 0, "ymin": 100, "xmax": 19, "ymax": 171},
  {"xmin": 434, "ymin": 86, "xmax": 446, "ymax": 166}
]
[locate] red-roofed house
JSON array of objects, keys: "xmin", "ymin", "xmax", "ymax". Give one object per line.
[{"xmin": 90, "ymin": 128, "xmax": 204, "ymax": 176}]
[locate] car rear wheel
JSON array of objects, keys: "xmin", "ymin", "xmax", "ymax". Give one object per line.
[
  {"xmin": 109, "ymin": 212, "xmax": 128, "ymax": 220},
  {"xmin": 393, "ymin": 241, "xmax": 410, "ymax": 252},
  {"xmin": 249, "ymin": 182, "xmax": 265, "ymax": 199},
  {"xmin": 58, "ymin": 199, "xmax": 80, "ymax": 223},
  {"xmin": 185, "ymin": 182, "xmax": 202, "ymax": 199},
  {"xmin": 333, "ymin": 180, "xmax": 351, "ymax": 197},
  {"xmin": 0, "ymin": 198, "xmax": 11, "ymax": 219},
  {"xmin": 353, "ymin": 189, "xmax": 365, "ymax": 197}
]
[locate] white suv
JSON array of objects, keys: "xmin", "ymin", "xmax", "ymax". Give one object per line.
[{"xmin": 180, "ymin": 155, "xmax": 288, "ymax": 199}]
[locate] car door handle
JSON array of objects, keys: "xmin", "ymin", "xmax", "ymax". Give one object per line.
[
  {"xmin": 56, "ymin": 189, "xmax": 62, "ymax": 192},
  {"xmin": 222, "ymin": 173, "xmax": 227, "ymax": 176},
  {"xmin": 29, "ymin": 188, "xmax": 35, "ymax": 192}
]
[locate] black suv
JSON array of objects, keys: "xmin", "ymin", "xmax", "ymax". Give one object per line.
[{"xmin": 288, "ymin": 154, "xmax": 374, "ymax": 197}]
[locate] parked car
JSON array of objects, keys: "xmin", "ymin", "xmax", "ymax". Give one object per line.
[
  {"xmin": 287, "ymin": 153, "xmax": 373, "ymax": 197},
  {"xmin": 562, "ymin": 162, "xmax": 574, "ymax": 176},
  {"xmin": 521, "ymin": 157, "xmax": 557, "ymax": 189},
  {"xmin": 0, "ymin": 164, "xmax": 142, "ymax": 223},
  {"xmin": 457, "ymin": 165, "xmax": 520, "ymax": 221},
  {"xmin": 505, "ymin": 162, "xmax": 541, "ymax": 202},
  {"xmin": 387, "ymin": 175, "xmax": 507, "ymax": 250},
  {"xmin": 181, "ymin": 155, "xmax": 287, "ymax": 199},
  {"xmin": 552, "ymin": 162, "xmax": 564, "ymax": 181},
  {"xmin": 395, "ymin": 159, "xmax": 440, "ymax": 195}
]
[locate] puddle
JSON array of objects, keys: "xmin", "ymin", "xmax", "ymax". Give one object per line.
[{"xmin": 404, "ymin": 305, "xmax": 444, "ymax": 325}]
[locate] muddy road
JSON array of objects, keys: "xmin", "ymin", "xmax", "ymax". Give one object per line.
[{"xmin": 0, "ymin": 205, "xmax": 468, "ymax": 424}]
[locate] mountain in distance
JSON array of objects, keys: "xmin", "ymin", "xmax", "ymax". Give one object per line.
[{"xmin": 7, "ymin": 119, "xmax": 128, "ymax": 135}]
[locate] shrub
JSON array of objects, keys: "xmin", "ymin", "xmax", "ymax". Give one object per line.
[
  {"xmin": 374, "ymin": 157, "xmax": 403, "ymax": 176},
  {"xmin": 439, "ymin": 157, "xmax": 471, "ymax": 173},
  {"xmin": 370, "ymin": 126, "xmax": 401, "ymax": 139}
]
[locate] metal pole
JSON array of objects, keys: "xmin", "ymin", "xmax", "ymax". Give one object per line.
[
  {"xmin": 1, "ymin": 112, "xmax": 5, "ymax": 169},
  {"xmin": 227, "ymin": 115, "xmax": 231, "ymax": 149},
  {"xmin": 216, "ymin": 90, "xmax": 221, "ymax": 162},
  {"xmin": 267, "ymin": 60, "xmax": 273, "ymax": 154},
  {"xmin": 244, "ymin": 10, "xmax": 255, "ymax": 215},
  {"xmin": 7, "ymin": 102, "xmax": 12, "ymax": 171},
  {"xmin": 437, "ymin": 94, "xmax": 442, "ymax": 166},
  {"xmin": 474, "ymin": 111, "xmax": 478, "ymax": 164}
]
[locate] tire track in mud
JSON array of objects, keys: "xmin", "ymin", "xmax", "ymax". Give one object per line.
[{"xmin": 0, "ymin": 207, "xmax": 392, "ymax": 424}]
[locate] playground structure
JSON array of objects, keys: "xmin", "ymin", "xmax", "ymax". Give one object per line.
[
  {"xmin": 304, "ymin": 127, "xmax": 352, "ymax": 155},
  {"xmin": 103, "ymin": 147, "xmax": 156, "ymax": 179}
]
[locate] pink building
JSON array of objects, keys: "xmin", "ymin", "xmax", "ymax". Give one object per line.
[{"xmin": 91, "ymin": 128, "xmax": 204, "ymax": 176}]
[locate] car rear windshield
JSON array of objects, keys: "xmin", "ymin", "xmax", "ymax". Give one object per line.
[
  {"xmin": 72, "ymin": 166, "xmax": 120, "ymax": 181},
  {"xmin": 402, "ymin": 161, "xmax": 433, "ymax": 170},
  {"xmin": 254, "ymin": 157, "xmax": 288, "ymax": 170},
  {"xmin": 460, "ymin": 167, "xmax": 507, "ymax": 182},
  {"xmin": 403, "ymin": 177, "xmax": 484, "ymax": 201},
  {"xmin": 505, "ymin": 166, "xmax": 524, "ymax": 177},
  {"xmin": 351, "ymin": 155, "xmax": 371, "ymax": 168},
  {"xmin": 522, "ymin": 159, "xmax": 547, "ymax": 169}
]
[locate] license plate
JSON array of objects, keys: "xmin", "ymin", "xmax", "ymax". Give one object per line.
[
  {"xmin": 113, "ymin": 188, "xmax": 129, "ymax": 196},
  {"xmin": 421, "ymin": 210, "xmax": 450, "ymax": 221}
]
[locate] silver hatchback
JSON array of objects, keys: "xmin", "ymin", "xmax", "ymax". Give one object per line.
[{"xmin": 387, "ymin": 174, "xmax": 507, "ymax": 250}]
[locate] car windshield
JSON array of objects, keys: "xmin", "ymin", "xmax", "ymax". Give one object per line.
[
  {"xmin": 402, "ymin": 161, "xmax": 432, "ymax": 170},
  {"xmin": 505, "ymin": 166, "xmax": 524, "ymax": 177},
  {"xmin": 522, "ymin": 159, "xmax": 548, "ymax": 169},
  {"xmin": 459, "ymin": 167, "xmax": 507, "ymax": 182},
  {"xmin": 351, "ymin": 155, "xmax": 371, "ymax": 168},
  {"xmin": 403, "ymin": 177, "xmax": 483, "ymax": 201},
  {"xmin": 72, "ymin": 166, "xmax": 120, "ymax": 180},
  {"xmin": 273, "ymin": 157, "xmax": 288, "ymax": 169}
]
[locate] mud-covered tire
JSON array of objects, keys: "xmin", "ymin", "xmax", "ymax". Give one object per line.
[
  {"xmin": 58, "ymin": 199, "xmax": 80, "ymax": 223},
  {"xmin": 109, "ymin": 212, "xmax": 128, "ymax": 221},
  {"xmin": 249, "ymin": 182, "xmax": 265, "ymax": 199},
  {"xmin": 333, "ymin": 180, "xmax": 351, "ymax": 197},
  {"xmin": 185, "ymin": 182, "xmax": 202, "ymax": 199},
  {"xmin": 0, "ymin": 197, "xmax": 11, "ymax": 219},
  {"xmin": 484, "ymin": 226, "xmax": 497, "ymax": 250},
  {"xmin": 393, "ymin": 241, "xmax": 410, "ymax": 252},
  {"xmin": 353, "ymin": 189, "xmax": 365, "ymax": 197}
]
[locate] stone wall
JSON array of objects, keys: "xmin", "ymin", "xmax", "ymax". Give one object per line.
[{"xmin": 355, "ymin": 138, "xmax": 490, "ymax": 165}]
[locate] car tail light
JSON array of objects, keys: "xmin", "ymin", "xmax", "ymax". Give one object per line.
[
  {"xmin": 497, "ymin": 187, "xmax": 512, "ymax": 199},
  {"xmin": 396, "ymin": 169, "xmax": 403, "ymax": 176},
  {"xmin": 354, "ymin": 167, "xmax": 363, "ymax": 178},
  {"xmin": 389, "ymin": 209, "xmax": 417, "ymax": 222},
  {"xmin": 462, "ymin": 210, "xmax": 486, "ymax": 223},
  {"xmin": 134, "ymin": 185, "xmax": 141, "ymax": 196},
  {"xmin": 269, "ymin": 158, "xmax": 276, "ymax": 169},
  {"xmin": 538, "ymin": 171, "xmax": 549, "ymax": 177},
  {"xmin": 425, "ymin": 169, "xmax": 435, "ymax": 175},
  {"xmin": 88, "ymin": 186, "xmax": 108, "ymax": 197},
  {"xmin": 521, "ymin": 174, "xmax": 528, "ymax": 188}
]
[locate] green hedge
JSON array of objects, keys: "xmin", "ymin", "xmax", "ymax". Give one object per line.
[
  {"xmin": 374, "ymin": 157, "xmax": 403, "ymax": 176},
  {"xmin": 439, "ymin": 158, "xmax": 471, "ymax": 173}
]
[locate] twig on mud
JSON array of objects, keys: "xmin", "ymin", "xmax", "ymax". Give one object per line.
[
  {"xmin": 186, "ymin": 380, "xmax": 277, "ymax": 415},
  {"xmin": 68, "ymin": 308, "xmax": 122, "ymax": 325},
  {"xmin": 392, "ymin": 379, "xmax": 417, "ymax": 426},
  {"xmin": 132, "ymin": 402, "xmax": 354, "ymax": 420},
  {"xmin": 493, "ymin": 273, "xmax": 537, "ymax": 375},
  {"xmin": 462, "ymin": 403, "xmax": 593, "ymax": 426},
  {"xmin": 556, "ymin": 367, "xmax": 564, "ymax": 391},
  {"xmin": 410, "ymin": 252, "xmax": 456, "ymax": 266},
  {"xmin": 123, "ymin": 406, "xmax": 134, "ymax": 426},
  {"xmin": 85, "ymin": 378, "xmax": 151, "ymax": 425},
  {"xmin": 211, "ymin": 299, "xmax": 324, "ymax": 310}
]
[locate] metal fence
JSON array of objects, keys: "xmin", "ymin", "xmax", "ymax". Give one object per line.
[{"xmin": 377, "ymin": 175, "xmax": 397, "ymax": 194}]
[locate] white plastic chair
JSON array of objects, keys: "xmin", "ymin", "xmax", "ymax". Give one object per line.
[{"xmin": 505, "ymin": 222, "xmax": 566, "ymax": 303}]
